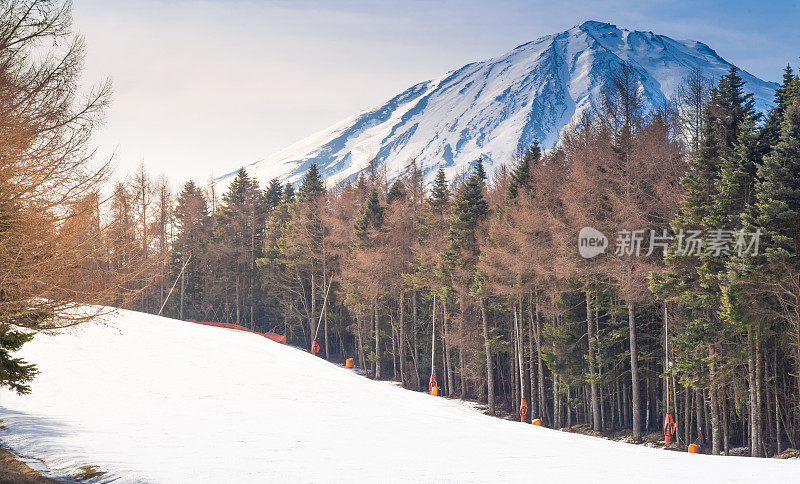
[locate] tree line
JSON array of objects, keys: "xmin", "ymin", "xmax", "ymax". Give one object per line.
[{"xmin": 139, "ymin": 64, "xmax": 800, "ymax": 457}]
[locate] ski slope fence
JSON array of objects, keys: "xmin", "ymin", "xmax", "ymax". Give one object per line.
[{"xmin": 184, "ymin": 319, "xmax": 287, "ymax": 344}]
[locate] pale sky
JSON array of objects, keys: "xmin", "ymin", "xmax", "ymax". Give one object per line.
[{"xmin": 73, "ymin": 0, "xmax": 800, "ymax": 188}]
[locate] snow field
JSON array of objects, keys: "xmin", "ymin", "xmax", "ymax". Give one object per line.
[{"xmin": 0, "ymin": 309, "xmax": 797, "ymax": 483}]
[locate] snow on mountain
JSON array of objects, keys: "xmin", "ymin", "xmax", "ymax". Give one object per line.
[
  {"xmin": 1, "ymin": 309, "xmax": 799, "ymax": 482},
  {"xmin": 218, "ymin": 20, "xmax": 777, "ymax": 188}
]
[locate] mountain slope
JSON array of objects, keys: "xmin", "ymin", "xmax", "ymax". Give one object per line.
[
  {"xmin": 221, "ymin": 21, "xmax": 777, "ymax": 187},
  {"xmin": 1, "ymin": 309, "xmax": 798, "ymax": 482}
]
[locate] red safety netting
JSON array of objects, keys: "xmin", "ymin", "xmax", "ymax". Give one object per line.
[{"xmin": 185, "ymin": 319, "xmax": 287, "ymax": 344}]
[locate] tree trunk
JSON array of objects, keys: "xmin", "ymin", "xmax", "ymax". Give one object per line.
[
  {"xmin": 412, "ymin": 291, "xmax": 419, "ymax": 388},
  {"xmin": 627, "ymin": 301, "xmax": 641, "ymax": 441},
  {"xmin": 528, "ymin": 294, "xmax": 538, "ymax": 419},
  {"xmin": 374, "ymin": 301, "xmax": 381, "ymax": 379},
  {"xmin": 695, "ymin": 388, "xmax": 704, "ymax": 444},
  {"xmin": 703, "ymin": 388, "xmax": 711, "ymax": 440},
  {"xmin": 513, "ymin": 334, "xmax": 520, "ymax": 414},
  {"xmin": 311, "ymin": 273, "xmax": 316, "ymax": 341},
  {"xmin": 774, "ymin": 346, "xmax": 781, "ymax": 455},
  {"xmin": 480, "ymin": 297, "xmax": 495, "ymax": 415},
  {"xmin": 566, "ymin": 385, "xmax": 572, "ymax": 427},
  {"xmin": 596, "ymin": 297, "xmax": 605, "ymax": 430},
  {"xmin": 440, "ymin": 321, "xmax": 448, "ymax": 395},
  {"xmin": 535, "ymin": 299, "xmax": 547, "ymax": 423},
  {"xmin": 587, "ymin": 290, "xmax": 601, "ymax": 432},
  {"xmin": 749, "ymin": 328, "xmax": 759, "ymax": 456},
  {"xmin": 235, "ymin": 275, "xmax": 241, "ymax": 326},
  {"xmin": 722, "ymin": 389, "xmax": 730, "ymax": 455},
  {"xmin": 443, "ymin": 301, "xmax": 454, "ymax": 395},
  {"xmin": 179, "ymin": 257, "xmax": 185, "ymax": 320},
  {"xmin": 709, "ymin": 348, "xmax": 721, "ymax": 455},
  {"xmin": 399, "ymin": 291, "xmax": 406, "ymax": 386},
  {"xmin": 623, "ymin": 382, "xmax": 630, "ymax": 427},
  {"xmin": 553, "ymin": 373, "xmax": 561, "ymax": 428},
  {"xmin": 756, "ymin": 333, "xmax": 764, "ymax": 456},
  {"xmin": 391, "ymin": 318, "xmax": 398, "ymax": 380},
  {"xmin": 323, "ymin": 273, "xmax": 329, "ymax": 359},
  {"xmin": 684, "ymin": 387, "xmax": 691, "ymax": 444},
  {"xmin": 459, "ymin": 319, "xmax": 467, "ymax": 398},
  {"xmin": 615, "ymin": 378, "xmax": 622, "ymax": 430},
  {"xmin": 356, "ymin": 311, "xmax": 366, "ymax": 371}
]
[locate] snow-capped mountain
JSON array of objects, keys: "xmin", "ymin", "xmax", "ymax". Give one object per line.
[{"xmin": 221, "ymin": 21, "xmax": 778, "ymax": 187}]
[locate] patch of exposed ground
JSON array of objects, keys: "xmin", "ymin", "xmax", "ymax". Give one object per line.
[{"xmin": 0, "ymin": 446, "xmax": 58, "ymax": 483}]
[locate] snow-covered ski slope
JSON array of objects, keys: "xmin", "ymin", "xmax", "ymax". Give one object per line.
[{"xmin": 0, "ymin": 309, "xmax": 797, "ymax": 483}]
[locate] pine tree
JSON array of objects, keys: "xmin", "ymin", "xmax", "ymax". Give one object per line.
[
  {"xmin": 760, "ymin": 66, "xmax": 799, "ymax": 155},
  {"xmin": 449, "ymin": 166, "xmax": 491, "ymax": 411},
  {"xmin": 0, "ymin": 328, "xmax": 38, "ymax": 394},
  {"xmin": 449, "ymin": 171, "xmax": 489, "ymax": 259},
  {"xmin": 299, "ymin": 163, "xmax": 325, "ymax": 201},
  {"xmin": 753, "ymin": 99, "xmax": 800, "ymax": 264},
  {"xmin": 474, "ymin": 157, "xmax": 487, "ymax": 181},
  {"xmin": 717, "ymin": 117, "xmax": 763, "ymax": 339},
  {"xmin": 214, "ymin": 169, "xmax": 268, "ymax": 326},
  {"xmin": 354, "ymin": 189, "xmax": 385, "ymax": 243},
  {"xmin": 715, "ymin": 119, "xmax": 760, "ymax": 229},
  {"xmin": 653, "ymin": 68, "xmax": 759, "ymax": 454},
  {"xmin": 710, "ymin": 67, "xmax": 759, "ymax": 152},
  {"xmin": 282, "ymin": 183, "xmax": 295, "ymax": 204},
  {"xmin": 428, "ymin": 169, "xmax": 450, "ymax": 210},
  {"xmin": 265, "ymin": 178, "xmax": 283, "ymax": 210},
  {"xmin": 170, "ymin": 180, "xmax": 211, "ymax": 319},
  {"xmin": 506, "ymin": 141, "xmax": 540, "ymax": 201},
  {"xmin": 387, "ymin": 180, "xmax": 406, "ymax": 204}
]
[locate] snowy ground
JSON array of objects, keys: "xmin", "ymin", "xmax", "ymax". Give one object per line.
[{"xmin": 0, "ymin": 309, "xmax": 797, "ymax": 483}]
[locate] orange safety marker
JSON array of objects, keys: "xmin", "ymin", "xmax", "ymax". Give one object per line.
[
  {"xmin": 664, "ymin": 412, "xmax": 676, "ymax": 445},
  {"xmin": 311, "ymin": 340, "xmax": 321, "ymax": 356},
  {"xmin": 688, "ymin": 444, "xmax": 700, "ymax": 454},
  {"xmin": 532, "ymin": 418, "xmax": 543, "ymax": 426},
  {"xmin": 345, "ymin": 358, "xmax": 354, "ymax": 368},
  {"xmin": 429, "ymin": 374, "xmax": 439, "ymax": 396},
  {"xmin": 519, "ymin": 398, "xmax": 529, "ymax": 422}
]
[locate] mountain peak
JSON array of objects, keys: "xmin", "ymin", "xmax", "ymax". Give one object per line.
[
  {"xmin": 221, "ymin": 23, "xmax": 778, "ymax": 188},
  {"xmin": 577, "ymin": 20, "xmax": 619, "ymax": 31}
]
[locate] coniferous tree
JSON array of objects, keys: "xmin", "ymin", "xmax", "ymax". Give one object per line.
[
  {"xmin": 449, "ymin": 165, "xmax": 491, "ymax": 410},
  {"xmin": 754, "ymin": 101, "xmax": 800, "ymax": 263},
  {"xmin": 265, "ymin": 178, "xmax": 283, "ymax": 210},
  {"xmin": 0, "ymin": 329, "xmax": 38, "ymax": 394},
  {"xmin": 411, "ymin": 169, "xmax": 455, "ymax": 392},
  {"xmin": 759, "ymin": 66, "xmax": 799, "ymax": 156},
  {"xmin": 710, "ymin": 68, "xmax": 758, "ymax": 152},
  {"xmin": 387, "ymin": 180, "xmax": 407, "ymax": 204},
  {"xmin": 299, "ymin": 163, "xmax": 325, "ymax": 201},
  {"xmin": 653, "ymin": 68, "xmax": 759, "ymax": 453},
  {"xmin": 449, "ymin": 174, "xmax": 489, "ymax": 257},
  {"xmin": 278, "ymin": 165, "xmax": 330, "ymax": 352},
  {"xmin": 283, "ymin": 183, "xmax": 296, "ymax": 204},
  {"xmin": 169, "ymin": 180, "xmax": 211, "ymax": 319},
  {"xmin": 429, "ymin": 169, "xmax": 450, "ymax": 210},
  {"xmin": 213, "ymin": 169, "xmax": 268, "ymax": 326},
  {"xmin": 474, "ymin": 157, "xmax": 487, "ymax": 181},
  {"xmin": 506, "ymin": 142, "xmax": 540, "ymax": 201},
  {"xmin": 355, "ymin": 189, "xmax": 385, "ymax": 243}
]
